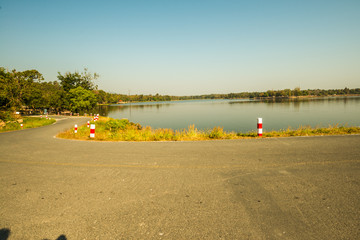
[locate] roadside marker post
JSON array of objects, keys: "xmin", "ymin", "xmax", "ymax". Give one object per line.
[
  {"xmin": 87, "ymin": 121, "xmax": 90, "ymax": 128},
  {"xmin": 90, "ymin": 124, "xmax": 95, "ymax": 138},
  {"xmin": 20, "ymin": 124, "xmax": 23, "ymax": 129},
  {"xmin": 257, "ymin": 118, "xmax": 263, "ymax": 137},
  {"xmin": 74, "ymin": 124, "xmax": 78, "ymax": 133},
  {"xmin": 94, "ymin": 114, "xmax": 99, "ymax": 121}
]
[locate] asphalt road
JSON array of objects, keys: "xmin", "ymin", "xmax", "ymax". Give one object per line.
[{"xmin": 0, "ymin": 116, "xmax": 359, "ymax": 240}]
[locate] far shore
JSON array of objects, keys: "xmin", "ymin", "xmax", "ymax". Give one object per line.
[{"xmin": 106, "ymin": 94, "xmax": 360, "ymax": 105}]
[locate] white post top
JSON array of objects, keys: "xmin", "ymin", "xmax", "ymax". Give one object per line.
[{"xmin": 257, "ymin": 118, "xmax": 262, "ymax": 123}]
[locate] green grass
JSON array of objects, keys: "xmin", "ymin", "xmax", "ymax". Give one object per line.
[
  {"xmin": 0, "ymin": 117, "xmax": 56, "ymax": 133},
  {"xmin": 56, "ymin": 117, "xmax": 360, "ymax": 141}
]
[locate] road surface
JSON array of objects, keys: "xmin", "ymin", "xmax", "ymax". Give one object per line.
[{"xmin": 0, "ymin": 116, "xmax": 359, "ymax": 239}]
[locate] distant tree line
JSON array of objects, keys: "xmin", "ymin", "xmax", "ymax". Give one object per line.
[
  {"xmin": 1, "ymin": 67, "xmax": 359, "ymax": 120},
  {"xmin": 100, "ymin": 87, "xmax": 360, "ymax": 103}
]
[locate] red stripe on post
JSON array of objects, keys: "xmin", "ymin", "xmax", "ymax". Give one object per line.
[
  {"xmin": 257, "ymin": 118, "xmax": 263, "ymax": 137},
  {"xmin": 90, "ymin": 124, "xmax": 95, "ymax": 138}
]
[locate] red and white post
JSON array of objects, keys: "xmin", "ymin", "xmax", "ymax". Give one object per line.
[
  {"xmin": 90, "ymin": 124, "xmax": 95, "ymax": 138},
  {"xmin": 74, "ymin": 124, "xmax": 78, "ymax": 133},
  {"xmin": 87, "ymin": 121, "xmax": 90, "ymax": 128},
  {"xmin": 20, "ymin": 124, "xmax": 23, "ymax": 129},
  {"xmin": 94, "ymin": 114, "xmax": 99, "ymax": 121},
  {"xmin": 257, "ymin": 118, "xmax": 263, "ymax": 137}
]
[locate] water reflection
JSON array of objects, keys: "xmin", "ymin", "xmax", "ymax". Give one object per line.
[{"xmin": 99, "ymin": 97, "xmax": 360, "ymax": 132}]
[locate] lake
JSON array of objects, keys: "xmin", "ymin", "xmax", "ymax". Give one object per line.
[{"xmin": 98, "ymin": 96, "xmax": 360, "ymax": 132}]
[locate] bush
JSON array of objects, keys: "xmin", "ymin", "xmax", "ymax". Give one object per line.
[
  {"xmin": 105, "ymin": 119, "xmax": 130, "ymax": 131},
  {"xmin": 208, "ymin": 127, "xmax": 225, "ymax": 139},
  {"xmin": 0, "ymin": 111, "xmax": 14, "ymax": 122}
]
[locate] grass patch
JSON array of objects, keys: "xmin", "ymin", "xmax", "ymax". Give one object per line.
[
  {"xmin": 56, "ymin": 117, "xmax": 360, "ymax": 141},
  {"xmin": 0, "ymin": 117, "xmax": 56, "ymax": 133}
]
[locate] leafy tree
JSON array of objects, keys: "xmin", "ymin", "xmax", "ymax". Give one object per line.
[
  {"xmin": 293, "ymin": 87, "xmax": 301, "ymax": 96},
  {"xmin": 68, "ymin": 86, "xmax": 97, "ymax": 112},
  {"xmin": 94, "ymin": 90, "xmax": 108, "ymax": 104},
  {"xmin": 23, "ymin": 83, "xmax": 43, "ymax": 110},
  {"xmin": 58, "ymin": 68, "xmax": 98, "ymax": 92},
  {"xmin": 0, "ymin": 68, "xmax": 43, "ymax": 111}
]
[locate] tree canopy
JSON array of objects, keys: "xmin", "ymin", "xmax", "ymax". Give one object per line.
[
  {"xmin": 0, "ymin": 68, "xmax": 44, "ymax": 111},
  {"xmin": 57, "ymin": 68, "xmax": 98, "ymax": 92},
  {"xmin": 68, "ymin": 86, "xmax": 97, "ymax": 112},
  {"xmin": 0, "ymin": 68, "xmax": 99, "ymax": 118}
]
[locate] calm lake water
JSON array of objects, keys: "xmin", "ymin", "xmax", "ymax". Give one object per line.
[{"xmin": 98, "ymin": 96, "xmax": 360, "ymax": 132}]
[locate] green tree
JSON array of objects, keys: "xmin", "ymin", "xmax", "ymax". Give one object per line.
[
  {"xmin": 58, "ymin": 68, "xmax": 98, "ymax": 92},
  {"xmin": 94, "ymin": 90, "xmax": 108, "ymax": 104},
  {"xmin": 0, "ymin": 68, "xmax": 43, "ymax": 111},
  {"xmin": 293, "ymin": 87, "xmax": 301, "ymax": 96},
  {"xmin": 68, "ymin": 86, "xmax": 97, "ymax": 112}
]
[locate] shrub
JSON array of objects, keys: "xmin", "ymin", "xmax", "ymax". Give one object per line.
[
  {"xmin": 105, "ymin": 119, "xmax": 130, "ymax": 131},
  {"xmin": 0, "ymin": 111, "xmax": 14, "ymax": 122},
  {"xmin": 208, "ymin": 126, "xmax": 225, "ymax": 139}
]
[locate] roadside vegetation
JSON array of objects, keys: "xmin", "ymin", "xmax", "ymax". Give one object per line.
[
  {"xmin": 0, "ymin": 117, "xmax": 56, "ymax": 133},
  {"xmin": 57, "ymin": 117, "xmax": 360, "ymax": 141}
]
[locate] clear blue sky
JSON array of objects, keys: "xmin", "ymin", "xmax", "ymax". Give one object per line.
[{"xmin": 1, "ymin": 0, "xmax": 359, "ymax": 95}]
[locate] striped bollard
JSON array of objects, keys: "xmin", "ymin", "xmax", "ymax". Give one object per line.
[
  {"xmin": 90, "ymin": 124, "xmax": 95, "ymax": 138},
  {"xmin": 74, "ymin": 124, "xmax": 78, "ymax": 133},
  {"xmin": 40, "ymin": 115, "xmax": 42, "ymax": 118},
  {"xmin": 20, "ymin": 124, "xmax": 23, "ymax": 129},
  {"xmin": 87, "ymin": 121, "xmax": 90, "ymax": 128},
  {"xmin": 46, "ymin": 115, "xmax": 48, "ymax": 119},
  {"xmin": 257, "ymin": 118, "xmax": 263, "ymax": 137}
]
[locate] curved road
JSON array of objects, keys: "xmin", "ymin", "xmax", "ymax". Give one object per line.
[{"xmin": 0, "ymin": 117, "xmax": 359, "ymax": 239}]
